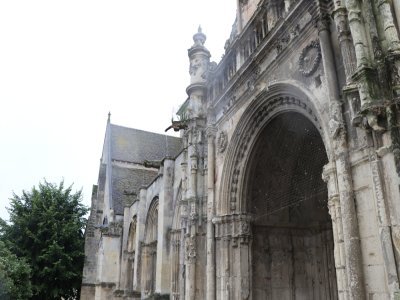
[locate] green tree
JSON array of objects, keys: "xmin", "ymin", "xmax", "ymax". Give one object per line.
[
  {"xmin": 0, "ymin": 240, "xmax": 32, "ymax": 300},
  {"xmin": 0, "ymin": 181, "xmax": 88, "ymax": 300}
]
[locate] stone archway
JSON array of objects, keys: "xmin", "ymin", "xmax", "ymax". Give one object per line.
[
  {"xmin": 246, "ymin": 112, "xmax": 337, "ymax": 299},
  {"xmin": 215, "ymin": 83, "xmax": 339, "ymax": 300}
]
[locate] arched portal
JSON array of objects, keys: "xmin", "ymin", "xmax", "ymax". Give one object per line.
[
  {"xmin": 246, "ymin": 112, "xmax": 337, "ymax": 299},
  {"xmin": 215, "ymin": 84, "xmax": 340, "ymax": 299}
]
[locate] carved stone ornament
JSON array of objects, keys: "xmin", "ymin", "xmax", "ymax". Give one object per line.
[
  {"xmin": 101, "ymin": 221, "xmax": 123, "ymax": 237},
  {"xmin": 391, "ymin": 62, "xmax": 400, "ymax": 86},
  {"xmin": 328, "ymin": 102, "xmax": 345, "ymax": 139},
  {"xmin": 217, "ymin": 131, "xmax": 228, "ymax": 153},
  {"xmin": 298, "ymin": 40, "xmax": 322, "ymax": 77},
  {"xmin": 186, "ymin": 236, "xmax": 197, "ymax": 263},
  {"xmin": 189, "ymin": 58, "xmax": 201, "ymax": 76}
]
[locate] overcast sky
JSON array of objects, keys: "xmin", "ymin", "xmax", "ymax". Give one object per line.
[{"xmin": 0, "ymin": 1, "xmax": 237, "ymax": 220}]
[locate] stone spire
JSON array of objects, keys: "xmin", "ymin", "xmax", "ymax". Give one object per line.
[
  {"xmin": 186, "ymin": 27, "xmax": 211, "ymax": 120},
  {"xmin": 192, "ymin": 25, "xmax": 206, "ymax": 46},
  {"xmin": 187, "ymin": 26, "xmax": 211, "ymax": 87}
]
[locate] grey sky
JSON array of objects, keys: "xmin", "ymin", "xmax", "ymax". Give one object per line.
[{"xmin": 0, "ymin": 1, "xmax": 236, "ymax": 220}]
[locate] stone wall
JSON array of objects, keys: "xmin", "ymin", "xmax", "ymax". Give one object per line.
[{"xmin": 81, "ymin": 0, "xmax": 400, "ymax": 298}]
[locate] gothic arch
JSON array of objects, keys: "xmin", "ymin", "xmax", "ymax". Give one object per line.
[
  {"xmin": 126, "ymin": 217, "xmax": 137, "ymax": 291},
  {"xmin": 144, "ymin": 197, "xmax": 159, "ymax": 243},
  {"xmin": 141, "ymin": 197, "xmax": 159, "ymax": 296},
  {"xmin": 219, "ymin": 82, "xmax": 331, "ymax": 215},
  {"xmin": 127, "ymin": 217, "xmax": 137, "ymax": 253}
]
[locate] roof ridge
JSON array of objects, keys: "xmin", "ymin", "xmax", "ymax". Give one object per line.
[{"xmin": 110, "ymin": 123, "xmax": 181, "ymax": 140}]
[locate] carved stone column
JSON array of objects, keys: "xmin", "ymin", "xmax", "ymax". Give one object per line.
[
  {"xmin": 332, "ymin": 7, "xmax": 357, "ymax": 83},
  {"xmin": 345, "ymin": 0, "xmax": 369, "ymax": 68},
  {"xmin": 213, "ymin": 214, "xmax": 252, "ymax": 300},
  {"xmin": 171, "ymin": 235, "xmax": 181, "ymax": 300},
  {"xmin": 206, "ymin": 127, "xmax": 217, "ymax": 300},
  {"xmin": 185, "ymin": 234, "xmax": 197, "ymax": 300},
  {"xmin": 318, "ymin": 15, "xmax": 366, "ymax": 299},
  {"xmin": 376, "ymin": 0, "xmax": 400, "ymax": 52},
  {"xmin": 323, "ymin": 163, "xmax": 349, "ymax": 300},
  {"xmin": 184, "ymin": 146, "xmax": 198, "ymax": 300}
]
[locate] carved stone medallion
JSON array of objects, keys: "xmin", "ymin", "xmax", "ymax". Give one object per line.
[
  {"xmin": 217, "ymin": 131, "xmax": 228, "ymax": 153},
  {"xmin": 298, "ymin": 40, "xmax": 321, "ymax": 77}
]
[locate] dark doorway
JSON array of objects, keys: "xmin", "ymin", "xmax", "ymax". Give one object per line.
[{"xmin": 247, "ymin": 112, "xmax": 337, "ymax": 299}]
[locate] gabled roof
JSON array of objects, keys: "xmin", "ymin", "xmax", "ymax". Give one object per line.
[{"xmin": 110, "ymin": 124, "xmax": 182, "ymax": 163}]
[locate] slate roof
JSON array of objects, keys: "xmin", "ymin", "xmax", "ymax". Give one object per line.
[
  {"xmin": 106, "ymin": 124, "xmax": 182, "ymax": 215},
  {"xmin": 110, "ymin": 124, "xmax": 182, "ymax": 163},
  {"xmin": 112, "ymin": 165, "xmax": 158, "ymax": 215}
]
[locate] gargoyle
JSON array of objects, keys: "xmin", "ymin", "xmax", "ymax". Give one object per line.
[{"xmin": 165, "ymin": 118, "xmax": 188, "ymax": 132}]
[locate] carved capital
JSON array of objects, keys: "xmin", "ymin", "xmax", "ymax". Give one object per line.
[
  {"xmin": 206, "ymin": 126, "xmax": 217, "ymax": 139},
  {"xmin": 333, "ymin": 7, "xmax": 351, "ymax": 38},
  {"xmin": 213, "ymin": 214, "xmax": 252, "ymax": 243},
  {"xmin": 315, "ymin": 13, "xmax": 331, "ymax": 33}
]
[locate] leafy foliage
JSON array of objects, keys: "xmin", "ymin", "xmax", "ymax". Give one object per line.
[
  {"xmin": 0, "ymin": 181, "xmax": 88, "ymax": 300},
  {"xmin": 0, "ymin": 240, "xmax": 32, "ymax": 300}
]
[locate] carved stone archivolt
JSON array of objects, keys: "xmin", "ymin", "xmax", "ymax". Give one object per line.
[
  {"xmin": 227, "ymin": 93, "xmax": 321, "ymax": 211},
  {"xmin": 298, "ymin": 40, "xmax": 322, "ymax": 77}
]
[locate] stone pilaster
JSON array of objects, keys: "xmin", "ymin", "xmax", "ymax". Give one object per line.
[
  {"xmin": 318, "ymin": 14, "xmax": 366, "ymax": 299},
  {"xmin": 323, "ymin": 163, "xmax": 349, "ymax": 300},
  {"xmin": 368, "ymin": 150, "xmax": 400, "ymax": 298}
]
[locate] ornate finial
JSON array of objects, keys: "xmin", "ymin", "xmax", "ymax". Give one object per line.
[
  {"xmin": 193, "ymin": 25, "xmax": 206, "ymax": 46},
  {"xmin": 108, "ymin": 112, "xmax": 111, "ymax": 123}
]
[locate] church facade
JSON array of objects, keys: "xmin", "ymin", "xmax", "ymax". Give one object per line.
[{"xmin": 80, "ymin": 0, "xmax": 400, "ymax": 299}]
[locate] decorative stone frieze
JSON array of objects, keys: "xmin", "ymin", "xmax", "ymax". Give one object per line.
[{"xmin": 213, "ymin": 214, "xmax": 252, "ymax": 245}]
